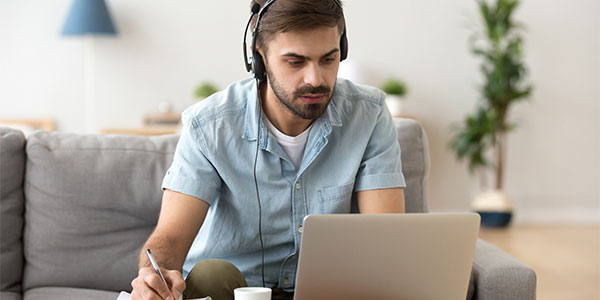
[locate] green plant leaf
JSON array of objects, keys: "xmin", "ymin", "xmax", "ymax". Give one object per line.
[
  {"xmin": 194, "ymin": 82, "xmax": 219, "ymax": 100},
  {"xmin": 381, "ymin": 78, "xmax": 407, "ymax": 96}
]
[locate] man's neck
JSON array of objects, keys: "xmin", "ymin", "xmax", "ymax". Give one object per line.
[{"xmin": 259, "ymin": 81, "xmax": 315, "ymax": 137}]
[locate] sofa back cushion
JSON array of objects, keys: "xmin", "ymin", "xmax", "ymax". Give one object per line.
[
  {"xmin": 23, "ymin": 132, "xmax": 178, "ymax": 292},
  {"xmin": 394, "ymin": 118, "xmax": 430, "ymax": 213},
  {"xmin": 0, "ymin": 127, "xmax": 26, "ymax": 293}
]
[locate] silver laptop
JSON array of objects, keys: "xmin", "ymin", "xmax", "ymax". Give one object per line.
[{"xmin": 294, "ymin": 213, "xmax": 480, "ymax": 300}]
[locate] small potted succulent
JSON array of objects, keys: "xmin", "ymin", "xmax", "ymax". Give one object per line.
[{"xmin": 381, "ymin": 78, "xmax": 407, "ymax": 116}]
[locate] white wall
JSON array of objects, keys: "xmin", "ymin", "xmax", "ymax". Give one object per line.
[{"xmin": 1, "ymin": 0, "xmax": 598, "ymax": 223}]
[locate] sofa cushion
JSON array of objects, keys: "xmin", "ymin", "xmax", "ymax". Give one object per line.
[
  {"xmin": 394, "ymin": 118, "xmax": 429, "ymax": 213},
  {"xmin": 0, "ymin": 127, "xmax": 26, "ymax": 293},
  {"xmin": 23, "ymin": 132, "xmax": 178, "ymax": 292},
  {"xmin": 0, "ymin": 291, "xmax": 22, "ymax": 300},
  {"xmin": 24, "ymin": 287, "xmax": 118, "ymax": 300}
]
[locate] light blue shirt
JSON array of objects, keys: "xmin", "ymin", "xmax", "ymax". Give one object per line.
[{"xmin": 162, "ymin": 77, "xmax": 406, "ymax": 289}]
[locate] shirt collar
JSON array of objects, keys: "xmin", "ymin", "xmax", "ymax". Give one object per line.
[{"xmin": 242, "ymin": 80, "xmax": 343, "ymax": 142}]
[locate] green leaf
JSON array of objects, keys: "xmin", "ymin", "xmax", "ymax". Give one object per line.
[
  {"xmin": 380, "ymin": 78, "xmax": 407, "ymax": 96},
  {"xmin": 194, "ymin": 82, "xmax": 219, "ymax": 100}
]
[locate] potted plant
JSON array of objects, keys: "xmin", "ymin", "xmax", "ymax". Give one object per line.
[
  {"xmin": 381, "ymin": 78, "xmax": 407, "ymax": 117},
  {"xmin": 449, "ymin": 0, "xmax": 533, "ymax": 227},
  {"xmin": 194, "ymin": 82, "xmax": 219, "ymax": 101}
]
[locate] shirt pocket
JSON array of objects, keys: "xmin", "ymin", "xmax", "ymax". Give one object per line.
[{"xmin": 317, "ymin": 181, "xmax": 355, "ymax": 214}]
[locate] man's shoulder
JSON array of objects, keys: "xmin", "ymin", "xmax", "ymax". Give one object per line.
[
  {"xmin": 334, "ymin": 78, "xmax": 386, "ymax": 107},
  {"xmin": 182, "ymin": 78, "xmax": 255, "ymax": 128}
]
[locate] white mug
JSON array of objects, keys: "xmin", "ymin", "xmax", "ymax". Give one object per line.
[{"xmin": 233, "ymin": 287, "xmax": 272, "ymax": 300}]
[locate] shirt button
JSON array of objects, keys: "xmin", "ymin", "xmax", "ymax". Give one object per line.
[
  {"xmin": 295, "ymin": 182, "xmax": 301, "ymax": 190},
  {"xmin": 298, "ymin": 226, "xmax": 303, "ymax": 233}
]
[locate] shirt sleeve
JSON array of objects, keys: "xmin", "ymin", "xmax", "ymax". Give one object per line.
[
  {"xmin": 161, "ymin": 112, "xmax": 222, "ymax": 205},
  {"xmin": 354, "ymin": 100, "xmax": 406, "ymax": 191}
]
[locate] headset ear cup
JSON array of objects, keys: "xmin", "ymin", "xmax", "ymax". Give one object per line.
[
  {"xmin": 253, "ymin": 51, "xmax": 267, "ymax": 81},
  {"xmin": 340, "ymin": 30, "xmax": 348, "ymax": 61}
]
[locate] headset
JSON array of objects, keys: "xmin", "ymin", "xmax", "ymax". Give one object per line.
[
  {"xmin": 243, "ymin": 0, "xmax": 348, "ymax": 288},
  {"xmin": 243, "ymin": 0, "xmax": 348, "ymax": 81}
]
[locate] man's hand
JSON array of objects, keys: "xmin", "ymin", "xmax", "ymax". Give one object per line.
[
  {"xmin": 131, "ymin": 189, "xmax": 210, "ymax": 299},
  {"xmin": 131, "ymin": 266, "xmax": 185, "ymax": 300}
]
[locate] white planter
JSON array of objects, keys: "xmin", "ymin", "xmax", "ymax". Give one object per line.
[{"xmin": 385, "ymin": 95, "xmax": 404, "ymax": 117}]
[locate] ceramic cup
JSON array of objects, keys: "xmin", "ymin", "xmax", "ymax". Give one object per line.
[{"xmin": 233, "ymin": 287, "xmax": 272, "ymax": 300}]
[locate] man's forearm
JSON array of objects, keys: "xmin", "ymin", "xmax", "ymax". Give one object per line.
[
  {"xmin": 357, "ymin": 188, "xmax": 405, "ymax": 213},
  {"xmin": 138, "ymin": 190, "xmax": 209, "ymax": 272},
  {"xmin": 138, "ymin": 232, "xmax": 187, "ymax": 271}
]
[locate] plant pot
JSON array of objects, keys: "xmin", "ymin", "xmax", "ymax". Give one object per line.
[
  {"xmin": 472, "ymin": 189, "xmax": 513, "ymax": 227},
  {"xmin": 385, "ymin": 95, "xmax": 404, "ymax": 117}
]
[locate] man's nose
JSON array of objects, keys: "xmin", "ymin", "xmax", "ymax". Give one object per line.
[{"xmin": 303, "ymin": 63, "xmax": 324, "ymax": 88}]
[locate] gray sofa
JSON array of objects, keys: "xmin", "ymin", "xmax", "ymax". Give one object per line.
[{"xmin": 0, "ymin": 119, "xmax": 536, "ymax": 300}]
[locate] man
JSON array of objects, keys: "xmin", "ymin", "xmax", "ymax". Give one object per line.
[{"xmin": 131, "ymin": 1, "xmax": 405, "ymax": 299}]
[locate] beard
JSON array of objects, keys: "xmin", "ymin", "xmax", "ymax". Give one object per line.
[{"xmin": 266, "ymin": 69, "xmax": 333, "ymax": 120}]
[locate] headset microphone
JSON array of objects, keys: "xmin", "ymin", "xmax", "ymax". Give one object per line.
[
  {"xmin": 251, "ymin": 3, "xmax": 260, "ymax": 13},
  {"xmin": 243, "ymin": 3, "xmax": 261, "ymax": 73}
]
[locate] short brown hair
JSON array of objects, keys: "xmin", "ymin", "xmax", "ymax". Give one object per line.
[{"xmin": 249, "ymin": 0, "xmax": 345, "ymax": 53}]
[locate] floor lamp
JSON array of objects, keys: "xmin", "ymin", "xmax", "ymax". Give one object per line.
[{"xmin": 61, "ymin": 0, "xmax": 117, "ymax": 133}]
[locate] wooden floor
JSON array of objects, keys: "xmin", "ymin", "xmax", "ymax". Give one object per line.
[{"xmin": 478, "ymin": 224, "xmax": 600, "ymax": 300}]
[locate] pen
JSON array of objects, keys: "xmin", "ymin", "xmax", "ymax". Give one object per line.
[{"xmin": 146, "ymin": 249, "xmax": 175, "ymax": 300}]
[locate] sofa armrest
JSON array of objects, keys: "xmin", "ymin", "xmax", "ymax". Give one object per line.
[{"xmin": 470, "ymin": 239, "xmax": 536, "ymax": 300}]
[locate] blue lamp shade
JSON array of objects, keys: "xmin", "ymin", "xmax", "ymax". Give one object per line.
[{"xmin": 61, "ymin": 0, "xmax": 117, "ymax": 36}]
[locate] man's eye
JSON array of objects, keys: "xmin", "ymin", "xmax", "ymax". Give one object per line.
[
  {"xmin": 322, "ymin": 57, "xmax": 335, "ymax": 63},
  {"xmin": 288, "ymin": 60, "xmax": 303, "ymax": 66}
]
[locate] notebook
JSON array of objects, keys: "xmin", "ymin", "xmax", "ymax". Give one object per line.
[{"xmin": 116, "ymin": 291, "xmax": 210, "ymax": 300}]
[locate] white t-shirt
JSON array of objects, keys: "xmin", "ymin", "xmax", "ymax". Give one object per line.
[{"xmin": 264, "ymin": 116, "xmax": 312, "ymax": 171}]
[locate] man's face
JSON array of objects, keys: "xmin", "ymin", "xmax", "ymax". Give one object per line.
[{"xmin": 261, "ymin": 26, "xmax": 341, "ymax": 120}]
